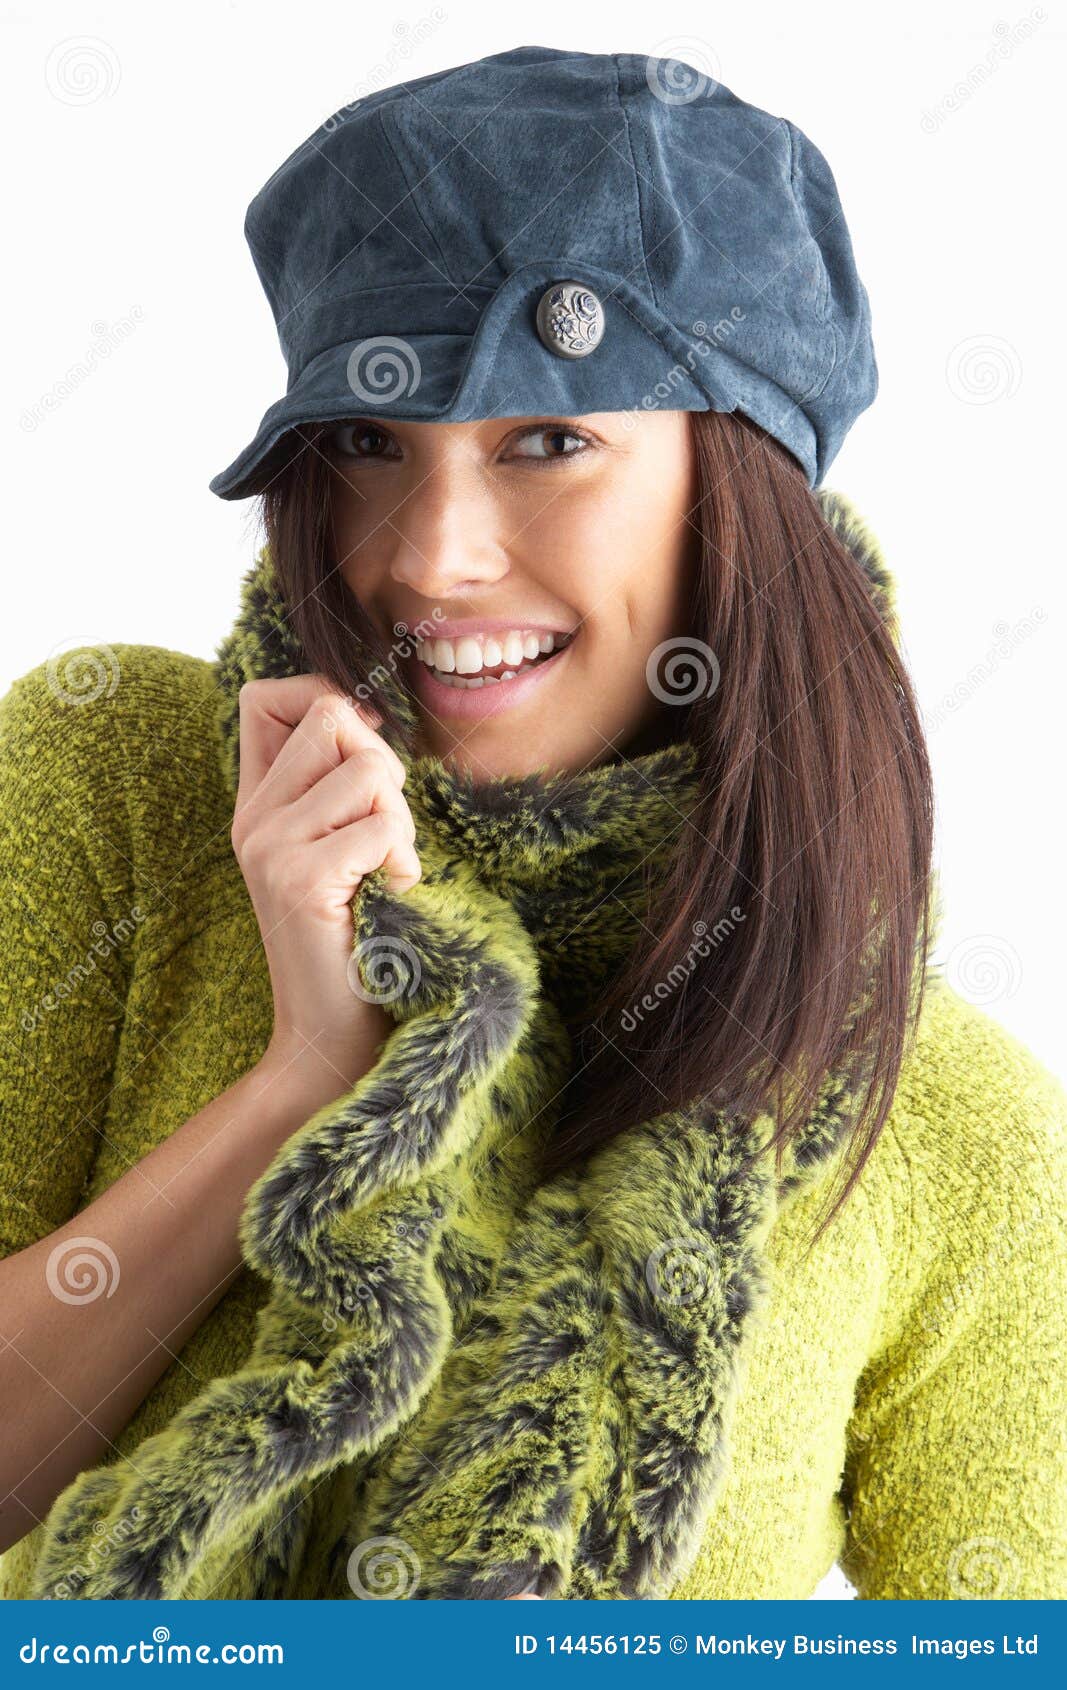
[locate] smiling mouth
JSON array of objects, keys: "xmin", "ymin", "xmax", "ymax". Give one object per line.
[{"xmin": 414, "ymin": 628, "xmax": 577, "ymax": 690}]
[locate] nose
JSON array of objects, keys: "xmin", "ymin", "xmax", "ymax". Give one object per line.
[{"xmin": 385, "ymin": 459, "xmax": 510, "ymax": 601}]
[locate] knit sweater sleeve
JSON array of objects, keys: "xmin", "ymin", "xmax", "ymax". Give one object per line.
[
  {"xmin": 839, "ymin": 981, "xmax": 1067, "ymax": 1599},
  {"xmin": 0, "ymin": 649, "xmax": 138, "ymax": 1257}
]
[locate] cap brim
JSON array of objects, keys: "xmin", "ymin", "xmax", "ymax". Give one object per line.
[{"xmin": 208, "ymin": 263, "xmax": 818, "ymax": 499}]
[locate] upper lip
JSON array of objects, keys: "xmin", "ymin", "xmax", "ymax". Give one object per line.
[{"xmin": 403, "ymin": 616, "xmax": 578, "ymax": 639}]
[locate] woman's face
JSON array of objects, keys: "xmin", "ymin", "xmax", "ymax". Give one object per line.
[{"xmin": 328, "ymin": 410, "xmax": 700, "ymax": 780}]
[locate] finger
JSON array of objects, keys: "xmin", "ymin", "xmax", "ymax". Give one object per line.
[
  {"xmin": 236, "ymin": 676, "xmax": 405, "ymax": 812},
  {"xmin": 286, "ymin": 747, "xmax": 417, "ymax": 848},
  {"xmin": 308, "ymin": 809, "xmax": 422, "ymax": 901}
]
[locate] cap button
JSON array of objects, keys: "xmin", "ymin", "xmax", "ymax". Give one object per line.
[{"xmin": 535, "ymin": 282, "xmax": 605, "ymax": 360}]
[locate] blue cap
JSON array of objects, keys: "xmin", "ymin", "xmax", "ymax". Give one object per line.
[{"xmin": 209, "ymin": 44, "xmax": 877, "ymax": 499}]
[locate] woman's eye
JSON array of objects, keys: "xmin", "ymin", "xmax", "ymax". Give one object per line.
[
  {"xmin": 508, "ymin": 426, "xmax": 591, "ymax": 463},
  {"xmin": 329, "ymin": 422, "xmax": 399, "ymax": 460}
]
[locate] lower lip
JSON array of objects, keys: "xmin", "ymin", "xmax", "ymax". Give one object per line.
[{"xmin": 407, "ymin": 638, "xmax": 575, "ymax": 723}]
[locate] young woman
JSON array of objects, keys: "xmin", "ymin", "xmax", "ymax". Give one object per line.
[{"xmin": 0, "ymin": 46, "xmax": 1064, "ymax": 1603}]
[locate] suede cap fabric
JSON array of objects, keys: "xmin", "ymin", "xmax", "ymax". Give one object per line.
[{"xmin": 209, "ymin": 43, "xmax": 877, "ymax": 499}]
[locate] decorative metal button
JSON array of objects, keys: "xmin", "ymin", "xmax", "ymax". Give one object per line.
[{"xmin": 535, "ymin": 282, "xmax": 605, "ymax": 360}]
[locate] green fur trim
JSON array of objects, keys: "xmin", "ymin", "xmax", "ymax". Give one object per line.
[{"xmin": 30, "ymin": 490, "xmax": 922, "ymax": 1600}]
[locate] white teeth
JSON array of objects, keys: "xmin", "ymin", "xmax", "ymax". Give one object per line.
[
  {"xmin": 415, "ymin": 627, "xmax": 571, "ymax": 681},
  {"xmin": 454, "ymin": 636, "xmax": 484, "ymax": 675}
]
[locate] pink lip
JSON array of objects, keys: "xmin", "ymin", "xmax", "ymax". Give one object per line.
[
  {"xmin": 414, "ymin": 616, "xmax": 577, "ymax": 639},
  {"xmin": 407, "ymin": 633, "xmax": 576, "ymax": 722}
]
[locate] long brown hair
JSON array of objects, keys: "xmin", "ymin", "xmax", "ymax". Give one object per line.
[{"xmin": 257, "ymin": 409, "xmax": 935, "ymax": 1247}]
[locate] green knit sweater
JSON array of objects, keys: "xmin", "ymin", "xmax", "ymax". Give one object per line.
[{"xmin": 0, "ymin": 640, "xmax": 1065, "ymax": 1601}]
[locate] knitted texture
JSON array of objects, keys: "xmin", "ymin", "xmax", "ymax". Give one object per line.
[{"xmin": 0, "ymin": 492, "xmax": 1064, "ymax": 1600}]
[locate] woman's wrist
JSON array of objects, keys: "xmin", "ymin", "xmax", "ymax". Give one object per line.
[{"xmin": 251, "ymin": 1017, "xmax": 393, "ymax": 1112}]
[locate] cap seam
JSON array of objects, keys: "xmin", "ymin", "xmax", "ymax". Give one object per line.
[
  {"xmin": 612, "ymin": 58, "xmax": 659, "ymax": 310},
  {"xmin": 377, "ymin": 105, "xmax": 465, "ymax": 294}
]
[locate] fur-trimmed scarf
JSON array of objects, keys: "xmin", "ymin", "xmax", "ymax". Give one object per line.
[{"xmin": 30, "ymin": 489, "xmax": 902, "ymax": 1601}]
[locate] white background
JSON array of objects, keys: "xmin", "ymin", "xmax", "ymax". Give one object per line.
[{"xmin": 3, "ymin": 0, "xmax": 1064, "ymax": 1601}]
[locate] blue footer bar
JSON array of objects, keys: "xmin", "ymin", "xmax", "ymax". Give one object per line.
[{"xmin": 1, "ymin": 1600, "xmax": 1063, "ymax": 1684}]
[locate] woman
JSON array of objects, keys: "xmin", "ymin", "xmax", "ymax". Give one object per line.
[{"xmin": 0, "ymin": 46, "xmax": 1064, "ymax": 1603}]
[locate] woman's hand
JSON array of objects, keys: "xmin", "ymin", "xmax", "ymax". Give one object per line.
[{"xmin": 230, "ymin": 676, "xmax": 421, "ymax": 1086}]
